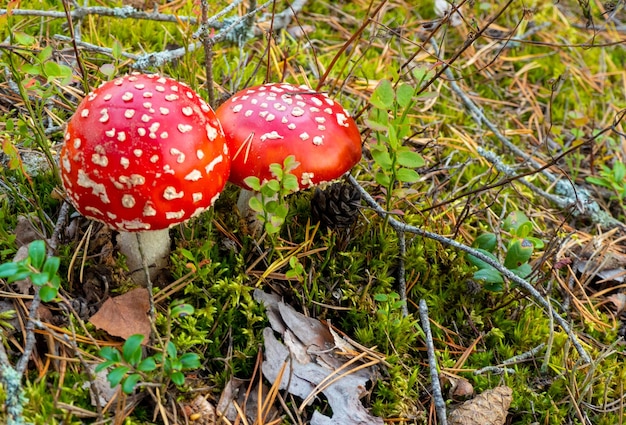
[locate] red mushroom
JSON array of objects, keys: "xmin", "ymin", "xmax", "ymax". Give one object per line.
[
  {"xmin": 61, "ymin": 73, "xmax": 230, "ymax": 283},
  {"xmin": 215, "ymin": 82, "xmax": 361, "ymax": 219}
]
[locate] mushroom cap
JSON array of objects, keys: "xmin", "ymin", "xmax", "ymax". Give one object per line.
[
  {"xmin": 60, "ymin": 73, "xmax": 230, "ymax": 231},
  {"xmin": 215, "ymin": 82, "xmax": 361, "ymax": 190}
]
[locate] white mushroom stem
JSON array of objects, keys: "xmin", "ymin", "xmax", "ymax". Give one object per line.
[
  {"xmin": 236, "ymin": 188, "xmax": 256, "ymax": 217},
  {"xmin": 116, "ymin": 229, "xmax": 171, "ymax": 286}
]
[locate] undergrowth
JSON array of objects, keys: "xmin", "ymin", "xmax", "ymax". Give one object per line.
[{"xmin": 1, "ymin": 0, "xmax": 626, "ymax": 424}]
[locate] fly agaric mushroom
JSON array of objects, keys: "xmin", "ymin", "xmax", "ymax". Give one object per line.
[
  {"xmin": 61, "ymin": 73, "xmax": 230, "ymax": 284},
  {"xmin": 215, "ymin": 82, "xmax": 361, "ymax": 217}
]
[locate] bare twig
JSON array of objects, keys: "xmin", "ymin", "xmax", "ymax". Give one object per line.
[
  {"xmin": 419, "ymin": 299, "xmax": 447, "ymax": 425},
  {"xmin": 348, "ymin": 175, "xmax": 592, "ymax": 363}
]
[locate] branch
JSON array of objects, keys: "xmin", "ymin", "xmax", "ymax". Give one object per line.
[{"xmin": 348, "ymin": 175, "xmax": 592, "ymax": 363}]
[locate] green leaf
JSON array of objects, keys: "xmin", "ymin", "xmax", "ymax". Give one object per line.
[
  {"xmin": 39, "ymin": 285, "xmax": 58, "ymax": 302},
  {"xmin": 396, "ymin": 168, "xmax": 420, "ymax": 183},
  {"xmin": 504, "ymin": 239, "xmax": 534, "ymax": 269},
  {"xmin": 0, "ymin": 262, "xmax": 20, "ymax": 278},
  {"xmin": 396, "ymin": 150, "xmax": 424, "ymax": 168},
  {"xmin": 265, "ymin": 222, "xmax": 281, "ymax": 234},
  {"xmin": 171, "ymin": 371, "xmax": 185, "ymax": 386},
  {"xmin": 107, "ymin": 366, "xmax": 130, "ymax": 387},
  {"xmin": 467, "ymin": 248, "xmax": 499, "ymax": 270},
  {"xmin": 137, "ymin": 357, "xmax": 157, "ymax": 372},
  {"xmin": 179, "ymin": 353, "xmax": 201, "ymax": 369},
  {"xmin": 111, "ymin": 40, "xmax": 123, "ymax": 60},
  {"xmin": 166, "ymin": 341, "xmax": 177, "ymax": 359},
  {"xmin": 122, "ymin": 335, "xmax": 144, "ymax": 366},
  {"xmin": 396, "ymin": 83, "xmax": 414, "ymax": 108},
  {"xmin": 502, "ymin": 211, "xmax": 529, "ymax": 233},
  {"xmin": 37, "ymin": 46, "xmax": 53, "ymax": 63},
  {"xmin": 265, "ymin": 180, "xmax": 280, "ymax": 192},
  {"xmin": 375, "ymin": 171, "xmax": 390, "ymax": 187},
  {"xmin": 122, "ymin": 374, "xmax": 141, "ymax": 394},
  {"xmin": 42, "ymin": 257, "xmax": 60, "ymax": 277},
  {"xmin": 511, "ymin": 263, "xmax": 532, "ymax": 279},
  {"xmin": 473, "ymin": 268, "xmax": 504, "ymax": 284},
  {"xmin": 30, "ymin": 272, "xmax": 49, "ymax": 287},
  {"xmin": 473, "ymin": 233, "xmax": 497, "ymax": 251},
  {"xmin": 371, "ymin": 145, "xmax": 392, "ymax": 169},
  {"xmin": 95, "ymin": 360, "xmax": 115, "ymax": 373},
  {"xmin": 243, "ymin": 176, "xmax": 261, "ymax": 191},
  {"xmin": 370, "ymin": 80, "xmax": 394, "ymax": 109},
  {"xmin": 373, "ymin": 293, "xmax": 388, "ymax": 302},
  {"xmin": 28, "ymin": 240, "xmax": 46, "ymax": 270},
  {"xmin": 99, "ymin": 346, "xmax": 121, "ymax": 363},
  {"xmin": 283, "ymin": 155, "xmax": 300, "ymax": 173},
  {"xmin": 364, "ymin": 118, "xmax": 388, "ymax": 132},
  {"xmin": 171, "ymin": 303, "xmax": 194, "ymax": 318},
  {"xmin": 248, "ymin": 196, "xmax": 264, "ymax": 213},
  {"xmin": 283, "ymin": 174, "xmax": 299, "ymax": 192},
  {"xmin": 14, "ymin": 32, "xmax": 36, "ymax": 46},
  {"xmin": 7, "ymin": 269, "xmax": 31, "ymax": 283}
]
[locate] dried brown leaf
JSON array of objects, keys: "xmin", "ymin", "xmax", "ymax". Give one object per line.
[{"xmin": 88, "ymin": 288, "xmax": 150, "ymax": 342}]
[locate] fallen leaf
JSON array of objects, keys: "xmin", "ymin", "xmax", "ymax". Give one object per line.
[
  {"xmin": 88, "ymin": 288, "xmax": 150, "ymax": 342},
  {"xmin": 255, "ymin": 290, "xmax": 383, "ymax": 425},
  {"xmin": 607, "ymin": 293, "xmax": 626, "ymax": 314}
]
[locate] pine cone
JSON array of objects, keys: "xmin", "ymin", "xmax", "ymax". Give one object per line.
[
  {"xmin": 448, "ymin": 385, "xmax": 513, "ymax": 425},
  {"xmin": 311, "ymin": 182, "xmax": 361, "ymax": 229}
]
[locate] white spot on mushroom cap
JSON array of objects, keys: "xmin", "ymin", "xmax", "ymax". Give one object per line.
[
  {"xmin": 122, "ymin": 194, "xmax": 136, "ymax": 208},
  {"xmin": 143, "ymin": 203, "xmax": 157, "ymax": 217},
  {"xmin": 122, "ymin": 92, "xmax": 133, "ymax": 101},
  {"xmin": 301, "ymin": 172, "xmax": 315, "ymax": 187},
  {"xmin": 105, "ymin": 129, "xmax": 116, "ymax": 137},
  {"xmin": 178, "ymin": 124, "xmax": 193, "ymax": 134},
  {"xmin": 170, "ymin": 148, "xmax": 185, "ymax": 163},
  {"xmin": 143, "ymin": 92, "xmax": 153, "ymax": 98},
  {"xmin": 166, "ymin": 210, "xmax": 186, "ymax": 220},
  {"xmin": 76, "ymin": 169, "xmax": 110, "ymax": 203},
  {"xmin": 73, "ymin": 138, "xmax": 81, "ymax": 149},
  {"xmin": 163, "ymin": 186, "xmax": 184, "ymax": 200},
  {"xmin": 205, "ymin": 154, "xmax": 223, "ymax": 174},
  {"xmin": 192, "ymin": 193, "xmax": 203, "ymax": 203},
  {"xmin": 185, "ymin": 170, "xmax": 203, "ymax": 181},
  {"xmin": 120, "ymin": 157, "xmax": 130, "ymax": 169},
  {"xmin": 182, "ymin": 106, "xmax": 194, "ymax": 116},
  {"xmin": 291, "ymin": 107, "xmax": 305, "ymax": 117},
  {"xmin": 206, "ymin": 124, "xmax": 217, "ymax": 141},
  {"xmin": 260, "ymin": 131, "xmax": 284, "ymax": 141},
  {"xmin": 299, "ymin": 132, "xmax": 309, "ymax": 141},
  {"xmin": 159, "ymin": 107, "xmax": 169, "ymax": 115},
  {"xmin": 336, "ymin": 113, "xmax": 350, "ymax": 127},
  {"xmin": 233, "ymin": 104, "xmax": 243, "ymax": 113},
  {"xmin": 124, "ymin": 109, "xmax": 135, "ymax": 119},
  {"xmin": 91, "ymin": 152, "xmax": 109, "ymax": 166},
  {"xmin": 313, "ymin": 136, "xmax": 324, "ymax": 145},
  {"xmin": 99, "ymin": 108, "xmax": 109, "ymax": 123},
  {"xmin": 81, "ymin": 109, "xmax": 89, "ymax": 118},
  {"xmin": 165, "ymin": 94, "xmax": 179, "ymax": 101},
  {"xmin": 117, "ymin": 131, "xmax": 126, "ymax": 142}
]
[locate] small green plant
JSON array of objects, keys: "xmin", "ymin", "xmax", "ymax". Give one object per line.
[
  {"xmin": 365, "ymin": 76, "xmax": 428, "ymax": 210},
  {"xmin": 0, "ymin": 240, "xmax": 61, "ymax": 302},
  {"xmin": 359, "ymin": 292, "xmax": 422, "ymax": 355},
  {"xmin": 244, "ymin": 155, "xmax": 301, "ymax": 234},
  {"xmin": 586, "ymin": 161, "xmax": 626, "ymax": 214},
  {"xmin": 95, "ymin": 304, "xmax": 201, "ymax": 394},
  {"xmin": 468, "ymin": 211, "xmax": 544, "ymax": 291}
]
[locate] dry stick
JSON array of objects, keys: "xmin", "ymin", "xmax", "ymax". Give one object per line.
[
  {"xmin": 419, "ymin": 299, "xmax": 447, "ymax": 425},
  {"xmin": 200, "ymin": 0, "xmax": 216, "ymax": 107},
  {"xmin": 474, "ymin": 342, "xmax": 546, "ymax": 375},
  {"xmin": 348, "ymin": 175, "xmax": 592, "ymax": 363},
  {"xmin": 134, "ymin": 0, "xmax": 272, "ymax": 70}
]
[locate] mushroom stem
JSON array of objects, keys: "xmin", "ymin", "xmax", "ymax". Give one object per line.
[
  {"xmin": 117, "ymin": 229, "xmax": 171, "ymax": 285},
  {"xmin": 236, "ymin": 188, "xmax": 255, "ymax": 217}
]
